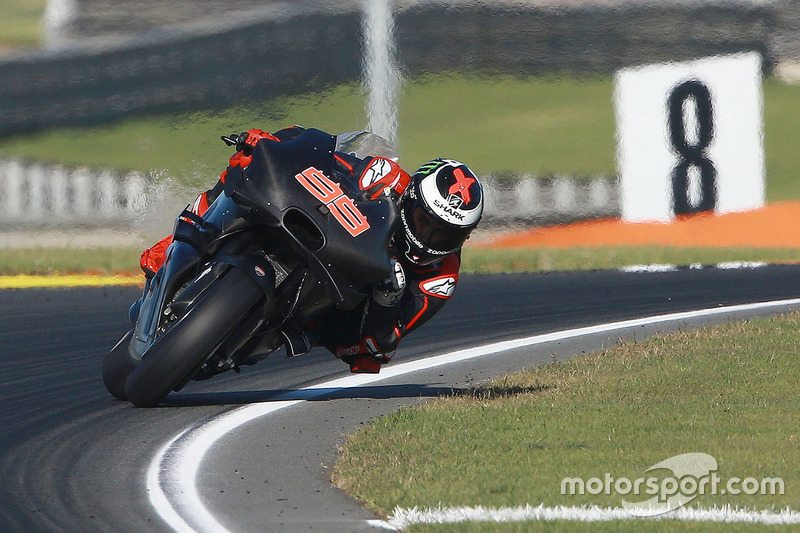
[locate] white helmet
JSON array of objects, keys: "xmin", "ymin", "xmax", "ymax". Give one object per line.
[{"xmin": 398, "ymin": 159, "xmax": 484, "ymax": 265}]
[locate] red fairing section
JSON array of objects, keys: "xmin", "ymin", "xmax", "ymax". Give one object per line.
[{"xmin": 139, "ymin": 234, "xmax": 173, "ymax": 277}]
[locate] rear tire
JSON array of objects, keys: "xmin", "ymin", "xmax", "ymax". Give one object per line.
[
  {"xmin": 124, "ymin": 267, "xmax": 263, "ymax": 407},
  {"xmin": 102, "ymin": 330, "xmax": 135, "ymax": 401}
]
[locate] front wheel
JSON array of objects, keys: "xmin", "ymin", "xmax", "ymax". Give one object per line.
[
  {"xmin": 124, "ymin": 267, "xmax": 264, "ymax": 407},
  {"xmin": 102, "ymin": 330, "xmax": 135, "ymax": 401}
]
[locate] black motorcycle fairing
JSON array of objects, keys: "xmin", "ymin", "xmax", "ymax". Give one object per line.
[
  {"xmin": 106, "ymin": 128, "xmax": 405, "ymax": 404},
  {"xmin": 223, "ymin": 128, "xmax": 398, "ymax": 310}
]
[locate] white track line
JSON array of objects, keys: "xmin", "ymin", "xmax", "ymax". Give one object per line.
[
  {"xmin": 386, "ymin": 504, "xmax": 800, "ymax": 528},
  {"xmin": 146, "ymin": 298, "xmax": 800, "ymax": 532}
]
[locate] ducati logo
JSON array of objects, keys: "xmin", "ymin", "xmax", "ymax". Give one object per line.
[{"xmin": 420, "ymin": 276, "xmax": 457, "ymax": 298}]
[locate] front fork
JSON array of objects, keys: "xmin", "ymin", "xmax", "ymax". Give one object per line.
[{"xmin": 128, "ymin": 239, "xmax": 202, "ymax": 363}]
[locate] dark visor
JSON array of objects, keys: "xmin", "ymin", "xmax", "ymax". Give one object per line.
[{"xmin": 405, "ymin": 203, "xmax": 471, "ymax": 253}]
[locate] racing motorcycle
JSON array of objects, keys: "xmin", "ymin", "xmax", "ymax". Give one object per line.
[{"xmin": 102, "ymin": 129, "xmax": 398, "ymax": 407}]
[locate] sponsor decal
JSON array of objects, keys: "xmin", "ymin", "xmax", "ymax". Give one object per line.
[
  {"xmin": 335, "ymin": 344, "xmax": 363, "ymax": 358},
  {"xmin": 433, "ymin": 197, "xmax": 466, "ymax": 222},
  {"xmin": 414, "ymin": 160, "xmax": 446, "ymax": 177},
  {"xmin": 295, "ymin": 166, "xmax": 370, "ymax": 237},
  {"xmin": 400, "ymin": 208, "xmax": 449, "ymax": 256},
  {"xmin": 392, "ymin": 260, "xmax": 406, "ymax": 289},
  {"xmin": 360, "ymin": 158, "xmax": 393, "ymax": 189},
  {"xmin": 448, "ymin": 167, "xmax": 475, "ymax": 204},
  {"xmin": 420, "ymin": 275, "xmax": 457, "ymax": 298},
  {"xmin": 254, "ymin": 266, "xmax": 266, "ymax": 277},
  {"xmin": 447, "ymin": 194, "xmax": 464, "ymax": 208}
]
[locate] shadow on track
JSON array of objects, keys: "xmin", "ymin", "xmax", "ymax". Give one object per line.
[{"xmin": 161, "ymin": 383, "xmax": 465, "ymax": 407}]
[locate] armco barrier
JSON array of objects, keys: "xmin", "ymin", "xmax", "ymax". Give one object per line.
[
  {"xmin": 481, "ymin": 174, "xmax": 619, "ymax": 226},
  {"xmin": 0, "ymin": 158, "xmax": 150, "ymax": 228},
  {"xmin": 0, "ymin": 156, "xmax": 617, "ymax": 229}
]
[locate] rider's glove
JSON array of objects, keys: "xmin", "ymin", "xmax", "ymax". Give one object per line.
[
  {"xmin": 371, "ymin": 258, "xmax": 406, "ymax": 307},
  {"xmin": 222, "ymin": 129, "xmax": 271, "ymax": 155}
]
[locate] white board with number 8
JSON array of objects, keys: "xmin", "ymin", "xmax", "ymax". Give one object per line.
[{"xmin": 614, "ymin": 52, "xmax": 764, "ymax": 223}]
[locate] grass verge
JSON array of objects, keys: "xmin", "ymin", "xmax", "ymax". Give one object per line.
[
  {"xmin": 0, "ymin": 247, "xmax": 141, "ymax": 275},
  {"xmin": 333, "ymin": 313, "xmax": 800, "ymax": 532},
  {"xmin": 1, "ymin": 74, "xmax": 799, "ymax": 201},
  {"xmin": 0, "ymin": 74, "xmax": 614, "ymax": 182},
  {"xmin": 1, "ymin": 245, "xmax": 798, "ymax": 276},
  {"xmin": 0, "ymin": 0, "xmax": 45, "ymax": 49},
  {"xmin": 460, "ymin": 245, "xmax": 800, "ymax": 273}
]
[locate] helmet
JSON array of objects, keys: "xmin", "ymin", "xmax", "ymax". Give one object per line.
[{"xmin": 398, "ymin": 159, "xmax": 483, "ymax": 265}]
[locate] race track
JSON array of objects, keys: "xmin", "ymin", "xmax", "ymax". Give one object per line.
[{"xmin": 2, "ymin": 266, "xmax": 800, "ymax": 532}]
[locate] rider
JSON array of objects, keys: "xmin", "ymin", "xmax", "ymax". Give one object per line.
[{"xmin": 139, "ymin": 126, "xmax": 484, "ymax": 373}]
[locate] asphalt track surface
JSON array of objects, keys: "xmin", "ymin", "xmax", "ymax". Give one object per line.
[{"xmin": 2, "ymin": 266, "xmax": 800, "ymax": 532}]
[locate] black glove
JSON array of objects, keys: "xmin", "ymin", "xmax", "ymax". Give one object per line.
[
  {"xmin": 221, "ymin": 132, "xmax": 256, "ymax": 155},
  {"xmin": 371, "ymin": 258, "xmax": 405, "ymax": 307}
]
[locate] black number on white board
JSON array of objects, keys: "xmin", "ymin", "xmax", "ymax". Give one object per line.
[{"xmin": 667, "ymin": 80, "xmax": 716, "ymax": 215}]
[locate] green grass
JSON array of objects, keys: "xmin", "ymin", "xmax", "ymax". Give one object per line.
[
  {"xmin": 762, "ymin": 78, "xmax": 800, "ymax": 201},
  {"xmin": 396, "ymin": 74, "xmax": 615, "ymax": 177},
  {"xmin": 333, "ymin": 313, "xmax": 800, "ymax": 531},
  {"xmin": 407, "ymin": 521, "xmax": 784, "ymax": 532},
  {"xmin": 1, "ymin": 74, "xmax": 798, "ymax": 201},
  {"xmin": 460, "ymin": 245, "xmax": 800, "ymax": 272},
  {"xmin": 0, "ymin": 74, "xmax": 615, "ymax": 184},
  {"xmin": 0, "ymin": 0, "xmax": 46, "ymax": 49},
  {"xmin": 1, "ymin": 244, "xmax": 798, "ymax": 275},
  {"xmin": 0, "ymin": 247, "xmax": 141, "ymax": 275}
]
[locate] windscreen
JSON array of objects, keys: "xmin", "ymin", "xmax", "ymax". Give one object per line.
[{"xmin": 335, "ymin": 131, "xmax": 398, "ymax": 161}]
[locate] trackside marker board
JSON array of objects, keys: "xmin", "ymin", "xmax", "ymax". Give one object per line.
[{"xmin": 614, "ymin": 52, "xmax": 764, "ymax": 223}]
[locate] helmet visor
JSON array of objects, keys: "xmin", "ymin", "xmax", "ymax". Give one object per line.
[{"xmin": 403, "ymin": 202, "xmax": 472, "ymax": 254}]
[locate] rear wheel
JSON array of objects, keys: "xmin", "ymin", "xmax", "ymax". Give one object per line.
[{"xmin": 124, "ymin": 267, "xmax": 263, "ymax": 407}]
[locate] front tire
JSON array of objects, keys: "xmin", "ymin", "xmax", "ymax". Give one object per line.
[
  {"xmin": 102, "ymin": 330, "xmax": 135, "ymax": 400},
  {"xmin": 124, "ymin": 267, "xmax": 263, "ymax": 407}
]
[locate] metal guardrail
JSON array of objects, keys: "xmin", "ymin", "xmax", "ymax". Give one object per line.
[
  {"xmin": 0, "ymin": 157, "xmax": 618, "ymax": 229},
  {"xmin": 481, "ymin": 174, "xmax": 619, "ymax": 225},
  {"xmin": 0, "ymin": 158, "xmax": 150, "ymax": 228}
]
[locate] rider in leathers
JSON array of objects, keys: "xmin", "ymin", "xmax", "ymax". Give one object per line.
[{"xmin": 140, "ymin": 126, "xmax": 484, "ymax": 373}]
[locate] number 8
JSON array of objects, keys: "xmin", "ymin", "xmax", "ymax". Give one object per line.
[{"xmin": 667, "ymin": 80, "xmax": 717, "ymax": 215}]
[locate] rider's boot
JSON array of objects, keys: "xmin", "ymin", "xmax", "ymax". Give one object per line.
[
  {"xmin": 343, "ymin": 353, "xmax": 392, "ymax": 374},
  {"xmin": 140, "ymin": 235, "xmax": 173, "ymax": 278},
  {"xmin": 139, "ymin": 189, "xmax": 216, "ymax": 279},
  {"xmin": 347, "ymin": 358, "xmax": 383, "ymax": 373}
]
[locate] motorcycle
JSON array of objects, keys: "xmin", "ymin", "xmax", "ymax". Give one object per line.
[{"xmin": 102, "ymin": 129, "xmax": 399, "ymax": 407}]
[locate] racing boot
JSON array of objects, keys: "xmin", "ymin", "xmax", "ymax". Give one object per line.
[
  {"xmin": 140, "ymin": 234, "xmax": 173, "ymax": 279},
  {"xmin": 342, "ymin": 353, "xmax": 392, "ymax": 374}
]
